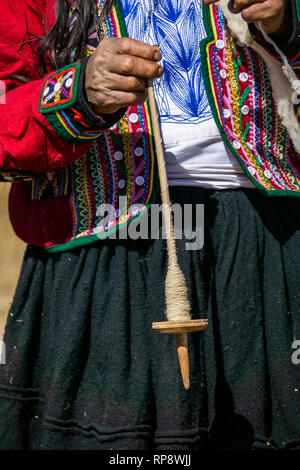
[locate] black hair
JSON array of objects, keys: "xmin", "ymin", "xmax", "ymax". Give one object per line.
[{"xmin": 38, "ymin": 0, "xmax": 115, "ymax": 75}]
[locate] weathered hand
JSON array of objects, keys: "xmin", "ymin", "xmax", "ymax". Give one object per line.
[
  {"xmin": 202, "ymin": 0, "xmax": 286, "ymax": 34},
  {"xmin": 85, "ymin": 37, "xmax": 163, "ymax": 115}
]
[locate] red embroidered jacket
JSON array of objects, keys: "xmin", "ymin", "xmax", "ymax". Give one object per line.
[{"xmin": 0, "ymin": 0, "xmax": 300, "ymax": 251}]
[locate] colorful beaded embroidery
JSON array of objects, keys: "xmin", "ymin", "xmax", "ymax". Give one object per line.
[
  {"xmin": 201, "ymin": 3, "xmax": 300, "ymax": 195},
  {"xmin": 39, "ymin": 64, "xmax": 81, "ymax": 113},
  {"xmin": 40, "ymin": 0, "xmax": 158, "ymax": 252}
]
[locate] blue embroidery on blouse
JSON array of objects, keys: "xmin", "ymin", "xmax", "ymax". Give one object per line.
[{"xmin": 120, "ymin": 0, "xmax": 212, "ymax": 124}]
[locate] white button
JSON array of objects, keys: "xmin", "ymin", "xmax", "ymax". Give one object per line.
[
  {"xmin": 129, "ymin": 113, "xmax": 139, "ymax": 124},
  {"xmin": 220, "ymin": 69, "xmax": 227, "ymax": 79},
  {"xmin": 241, "ymin": 105, "xmax": 249, "ymax": 115},
  {"xmin": 65, "ymin": 78, "xmax": 73, "ymax": 89},
  {"xmin": 134, "ymin": 147, "xmax": 143, "ymax": 157},
  {"xmin": 114, "ymin": 151, "xmax": 123, "ymax": 160},
  {"xmin": 233, "ymin": 140, "xmax": 241, "ymax": 149},
  {"xmin": 216, "ymin": 40, "xmax": 225, "ymax": 49},
  {"xmin": 135, "ymin": 176, "xmax": 144, "ymax": 186},
  {"xmin": 247, "ymin": 166, "xmax": 256, "ymax": 175},
  {"xmin": 110, "ymin": 124, "xmax": 118, "ymax": 131},
  {"xmin": 239, "ymin": 72, "xmax": 249, "ymax": 83},
  {"xmin": 223, "ymin": 109, "xmax": 231, "ymax": 119},
  {"xmin": 44, "ymin": 87, "xmax": 50, "ymax": 97},
  {"xmin": 130, "ymin": 205, "xmax": 142, "ymax": 216},
  {"xmin": 264, "ymin": 169, "xmax": 272, "ymax": 179},
  {"xmin": 54, "ymin": 82, "xmax": 61, "ymax": 92},
  {"xmin": 247, "ymin": 142, "xmax": 253, "ymax": 150},
  {"xmin": 118, "ymin": 179, "xmax": 125, "ymax": 189},
  {"xmin": 46, "ymin": 172, "xmax": 55, "ymax": 181}
]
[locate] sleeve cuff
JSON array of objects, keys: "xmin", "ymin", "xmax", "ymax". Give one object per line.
[{"xmin": 39, "ymin": 59, "xmax": 126, "ymax": 145}]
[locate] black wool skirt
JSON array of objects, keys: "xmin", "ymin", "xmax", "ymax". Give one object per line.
[{"xmin": 0, "ymin": 187, "xmax": 300, "ymax": 450}]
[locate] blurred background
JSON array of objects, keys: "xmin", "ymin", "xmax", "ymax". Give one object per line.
[{"xmin": 0, "ymin": 185, "xmax": 25, "ymax": 337}]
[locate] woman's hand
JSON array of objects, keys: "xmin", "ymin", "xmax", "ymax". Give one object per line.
[
  {"xmin": 202, "ymin": 0, "xmax": 286, "ymax": 34},
  {"xmin": 85, "ymin": 37, "xmax": 163, "ymax": 115}
]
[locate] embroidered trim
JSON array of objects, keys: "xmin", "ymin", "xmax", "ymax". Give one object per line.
[
  {"xmin": 43, "ymin": 1, "xmax": 155, "ymax": 250},
  {"xmin": 39, "ymin": 63, "xmax": 81, "ymax": 113},
  {"xmin": 44, "ymin": 111, "xmax": 103, "ymax": 145},
  {"xmin": 200, "ymin": 3, "xmax": 300, "ymax": 197},
  {"xmin": 45, "ymin": 0, "xmax": 159, "ymax": 253}
]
